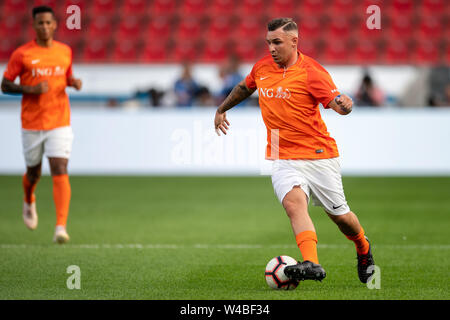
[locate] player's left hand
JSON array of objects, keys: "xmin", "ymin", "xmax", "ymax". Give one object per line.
[
  {"xmin": 69, "ymin": 78, "xmax": 82, "ymax": 91},
  {"xmin": 214, "ymin": 110, "xmax": 230, "ymax": 136},
  {"xmin": 333, "ymin": 94, "xmax": 353, "ymax": 114}
]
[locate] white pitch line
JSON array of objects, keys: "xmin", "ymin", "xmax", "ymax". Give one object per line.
[{"xmin": 0, "ymin": 244, "xmax": 449, "ymax": 250}]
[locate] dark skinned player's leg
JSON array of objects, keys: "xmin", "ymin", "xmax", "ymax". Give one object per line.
[
  {"xmin": 22, "ymin": 162, "xmax": 42, "ymax": 230},
  {"xmin": 49, "ymin": 157, "xmax": 71, "ymax": 243},
  {"xmin": 24, "ymin": 162, "xmax": 42, "ymax": 203}
]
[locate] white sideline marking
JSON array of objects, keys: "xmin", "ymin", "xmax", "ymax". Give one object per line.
[{"xmin": 1, "ymin": 244, "xmax": 449, "ymax": 250}]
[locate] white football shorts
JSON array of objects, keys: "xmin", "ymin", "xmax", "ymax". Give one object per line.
[
  {"xmin": 271, "ymin": 157, "xmax": 350, "ymax": 215},
  {"xmin": 21, "ymin": 126, "xmax": 74, "ymax": 167}
]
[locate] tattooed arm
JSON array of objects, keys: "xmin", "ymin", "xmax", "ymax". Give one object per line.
[{"xmin": 214, "ymin": 80, "xmax": 256, "ymax": 135}]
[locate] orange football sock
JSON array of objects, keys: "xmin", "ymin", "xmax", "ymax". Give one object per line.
[
  {"xmin": 52, "ymin": 174, "xmax": 71, "ymax": 227},
  {"xmin": 345, "ymin": 227, "xmax": 370, "ymax": 255},
  {"xmin": 295, "ymin": 230, "xmax": 319, "ymax": 264},
  {"xmin": 23, "ymin": 174, "xmax": 39, "ymax": 204}
]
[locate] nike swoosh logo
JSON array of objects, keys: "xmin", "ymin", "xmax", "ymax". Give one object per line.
[
  {"xmin": 333, "ymin": 204, "xmax": 344, "ymax": 209},
  {"xmin": 31, "ymin": 59, "xmax": 40, "ymax": 64},
  {"xmin": 260, "ymin": 76, "xmax": 269, "ymax": 80}
]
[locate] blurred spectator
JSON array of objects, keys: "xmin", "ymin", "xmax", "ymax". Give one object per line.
[
  {"xmin": 174, "ymin": 62, "xmax": 199, "ymax": 107},
  {"xmin": 106, "ymin": 98, "xmax": 120, "ymax": 108},
  {"xmin": 428, "ymin": 66, "xmax": 450, "ymax": 107},
  {"xmin": 195, "ymin": 86, "xmax": 215, "ymax": 107},
  {"xmin": 148, "ymin": 88, "xmax": 165, "ymax": 107},
  {"xmin": 218, "ymin": 55, "xmax": 245, "ymax": 106},
  {"xmin": 354, "ymin": 72, "xmax": 385, "ymax": 107}
]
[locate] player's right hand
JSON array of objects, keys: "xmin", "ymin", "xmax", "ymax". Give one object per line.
[
  {"xmin": 215, "ymin": 110, "xmax": 230, "ymax": 136},
  {"xmin": 28, "ymin": 81, "xmax": 49, "ymax": 94}
]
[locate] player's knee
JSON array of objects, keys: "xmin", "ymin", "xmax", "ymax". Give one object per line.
[
  {"xmin": 282, "ymin": 198, "xmax": 308, "ymax": 220},
  {"xmin": 50, "ymin": 166, "xmax": 68, "ymax": 176},
  {"xmin": 330, "ymin": 211, "xmax": 353, "ymax": 226},
  {"xmin": 27, "ymin": 170, "xmax": 41, "ymax": 184},
  {"xmin": 49, "ymin": 159, "xmax": 68, "ymax": 175},
  {"xmin": 282, "ymin": 199, "xmax": 296, "ymax": 216}
]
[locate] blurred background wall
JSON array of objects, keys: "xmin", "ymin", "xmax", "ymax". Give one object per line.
[{"xmin": 1, "ymin": 0, "xmax": 449, "ymax": 175}]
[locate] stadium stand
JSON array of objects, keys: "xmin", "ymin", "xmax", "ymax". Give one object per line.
[{"xmin": 0, "ymin": 0, "xmax": 448, "ymax": 65}]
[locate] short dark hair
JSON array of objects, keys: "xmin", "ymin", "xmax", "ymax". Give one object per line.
[
  {"xmin": 32, "ymin": 6, "xmax": 55, "ymax": 19},
  {"xmin": 267, "ymin": 18, "xmax": 298, "ymax": 32}
]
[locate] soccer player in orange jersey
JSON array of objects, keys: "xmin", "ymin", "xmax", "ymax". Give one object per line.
[
  {"xmin": 214, "ymin": 18, "xmax": 375, "ymax": 283},
  {"xmin": 1, "ymin": 6, "xmax": 82, "ymax": 244}
]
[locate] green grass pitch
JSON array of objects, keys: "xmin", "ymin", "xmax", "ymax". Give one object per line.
[{"xmin": 0, "ymin": 175, "xmax": 449, "ymax": 300}]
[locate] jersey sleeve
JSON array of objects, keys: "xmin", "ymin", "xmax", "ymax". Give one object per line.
[
  {"xmin": 306, "ymin": 63, "xmax": 340, "ymax": 108},
  {"xmin": 3, "ymin": 49, "xmax": 24, "ymax": 81},
  {"xmin": 245, "ymin": 63, "xmax": 257, "ymax": 90}
]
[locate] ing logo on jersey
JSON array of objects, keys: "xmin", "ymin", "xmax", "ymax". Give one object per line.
[
  {"xmin": 259, "ymin": 87, "xmax": 291, "ymax": 100},
  {"xmin": 31, "ymin": 66, "xmax": 66, "ymax": 77}
]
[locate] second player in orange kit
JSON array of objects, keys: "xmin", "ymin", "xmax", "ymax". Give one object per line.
[{"xmin": 1, "ymin": 6, "xmax": 82, "ymax": 244}]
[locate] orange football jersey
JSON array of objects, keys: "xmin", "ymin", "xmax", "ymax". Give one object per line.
[
  {"xmin": 3, "ymin": 40, "xmax": 73, "ymax": 130},
  {"xmin": 245, "ymin": 51, "xmax": 341, "ymax": 160}
]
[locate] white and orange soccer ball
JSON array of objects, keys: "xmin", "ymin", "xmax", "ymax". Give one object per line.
[{"xmin": 265, "ymin": 255, "xmax": 299, "ymax": 290}]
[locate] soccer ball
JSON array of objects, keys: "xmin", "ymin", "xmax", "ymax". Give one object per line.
[{"xmin": 265, "ymin": 255, "xmax": 299, "ymax": 290}]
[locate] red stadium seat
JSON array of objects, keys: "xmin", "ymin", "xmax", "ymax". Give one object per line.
[
  {"xmin": 327, "ymin": 0, "xmax": 357, "ymax": 17},
  {"xmin": 179, "ymin": 0, "xmax": 208, "ymax": 17},
  {"xmin": 233, "ymin": 41, "xmax": 259, "ymax": 62},
  {"xmin": 90, "ymin": 0, "xmax": 116, "ymax": 18},
  {"xmin": 321, "ymin": 40, "xmax": 350, "ymax": 65},
  {"xmin": 145, "ymin": 16, "xmax": 171, "ymax": 41},
  {"xmin": 201, "ymin": 40, "xmax": 228, "ymax": 63},
  {"xmin": 116, "ymin": 16, "xmax": 143, "ymax": 41},
  {"xmin": 81, "ymin": 39, "xmax": 110, "ymax": 62},
  {"xmin": 32, "ymin": 0, "xmax": 59, "ymax": 10},
  {"xmin": 351, "ymin": 40, "xmax": 379, "ymax": 65},
  {"xmin": 299, "ymin": 0, "xmax": 325, "ymax": 17},
  {"xmin": 388, "ymin": 16, "xmax": 414, "ymax": 40},
  {"xmin": 140, "ymin": 41, "xmax": 168, "ymax": 62},
  {"xmin": 416, "ymin": 17, "xmax": 444, "ymax": 41},
  {"xmin": 171, "ymin": 41, "xmax": 198, "ymax": 62},
  {"xmin": 382, "ymin": 40, "xmax": 411, "ymax": 64},
  {"xmin": 325, "ymin": 16, "xmax": 352, "ymax": 39},
  {"xmin": 86, "ymin": 15, "xmax": 114, "ymax": 39},
  {"xmin": 208, "ymin": 0, "xmax": 235, "ymax": 17},
  {"xmin": 23, "ymin": 25, "xmax": 36, "ymax": 43},
  {"xmin": 2, "ymin": 0, "xmax": 28, "ymax": 16},
  {"xmin": 239, "ymin": 0, "xmax": 265, "ymax": 18},
  {"xmin": 175, "ymin": 18, "xmax": 203, "ymax": 41},
  {"xmin": 421, "ymin": 0, "xmax": 447, "ymax": 18},
  {"xmin": 205, "ymin": 16, "xmax": 232, "ymax": 40},
  {"xmin": 122, "ymin": 0, "xmax": 148, "ymax": 16},
  {"xmin": 298, "ymin": 17, "xmax": 322, "ymax": 41},
  {"xmin": 422, "ymin": 0, "xmax": 445, "ymax": 11},
  {"xmin": 446, "ymin": 45, "xmax": 450, "ymax": 65},
  {"xmin": 234, "ymin": 17, "xmax": 266, "ymax": 41},
  {"xmin": 150, "ymin": 0, "xmax": 177, "ymax": 17},
  {"xmin": 390, "ymin": 0, "xmax": 415, "ymax": 16},
  {"xmin": 268, "ymin": 0, "xmax": 295, "ymax": 19},
  {"xmin": 0, "ymin": 16, "xmax": 22, "ymax": 40},
  {"xmin": 412, "ymin": 40, "xmax": 440, "ymax": 65},
  {"xmin": 111, "ymin": 40, "xmax": 138, "ymax": 63},
  {"xmin": 0, "ymin": 39, "xmax": 18, "ymax": 62},
  {"xmin": 299, "ymin": 40, "xmax": 320, "ymax": 59}
]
